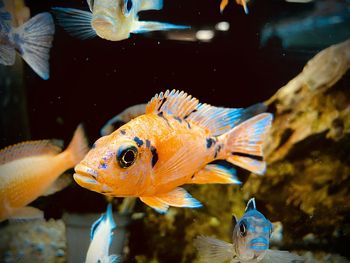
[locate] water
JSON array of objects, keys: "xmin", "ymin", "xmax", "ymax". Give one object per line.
[{"xmin": 0, "ymin": 0, "xmax": 350, "ymax": 262}]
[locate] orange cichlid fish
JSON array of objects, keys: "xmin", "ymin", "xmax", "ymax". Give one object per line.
[
  {"xmin": 0, "ymin": 125, "xmax": 88, "ymax": 222},
  {"xmin": 74, "ymin": 90, "xmax": 273, "ymax": 213},
  {"xmin": 220, "ymin": 0, "xmax": 249, "ymax": 14}
]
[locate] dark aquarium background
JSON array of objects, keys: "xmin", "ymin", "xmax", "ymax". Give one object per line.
[{"xmin": 1, "ymin": 0, "xmax": 350, "ymax": 262}]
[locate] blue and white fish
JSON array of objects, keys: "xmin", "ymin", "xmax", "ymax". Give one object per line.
[
  {"xmin": 194, "ymin": 198, "xmax": 303, "ymax": 263},
  {"xmin": 0, "ymin": 0, "xmax": 54, "ymax": 80},
  {"xmin": 52, "ymin": 0, "xmax": 189, "ymax": 41},
  {"xmin": 86, "ymin": 203, "xmax": 119, "ymax": 263}
]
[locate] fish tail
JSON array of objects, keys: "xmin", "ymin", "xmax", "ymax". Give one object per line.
[
  {"xmin": 219, "ymin": 113, "xmax": 273, "ymax": 175},
  {"xmin": 13, "ymin": 12, "xmax": 55, "ymax": 80},
  {"xmin": 64, "ymin": 124, "xmax": 89, "ymax": 166}
]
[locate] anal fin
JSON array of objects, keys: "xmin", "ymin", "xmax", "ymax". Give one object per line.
[
  {"xmin": 192, "ymin": 164, "xmax": 241, "ymax": 184},
  {"xmin": 227, "ymin": 155, "xmax": 266, "ymax": 175},
  {"xmin": 9, "ymin": 206, "xmax": 44, "ymax": 221}
]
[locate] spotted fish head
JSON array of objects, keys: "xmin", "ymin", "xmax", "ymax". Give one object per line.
[
  {"xmin": 232, "ymin": 198, "xmax": 272, "ymax": 262},
  {"xmin": 74, "ymin": 122, "xmax": 154, "ymax": 197}
]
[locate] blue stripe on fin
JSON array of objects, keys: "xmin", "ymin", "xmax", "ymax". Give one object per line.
[
  {"xmin": 132, "ymin": 21, "xmax": 190, "ymax": 34},
  {"xmin": 90, "ymin": 213, "xmax": 105, "ymax": 240},
  {"xmin": 52, "ymin": 7, "xmax": 96, "ymax": 40}
]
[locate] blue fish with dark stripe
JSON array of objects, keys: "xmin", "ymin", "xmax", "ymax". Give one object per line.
[{"xmin": 194, "ymin": 198, "xmax": 303, "ymax": 262}]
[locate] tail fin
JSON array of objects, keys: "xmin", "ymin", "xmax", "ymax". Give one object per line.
[
  {"xmin": 65, "ymin": 124, "xmax": 89, "ymax": 166},
  {"xmin": 13, "ymin": 12, "xmax": 55, "ymax": 80},
  {"xmin": 194, "ymin": 236, "xmax": 234, "ymax": 263},
  {"xmin": 221, "ymin": 113, "xmax": 273, "ymax": 175}
]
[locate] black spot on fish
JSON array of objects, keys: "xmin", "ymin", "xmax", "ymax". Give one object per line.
[
  {"xmin": 146, "ymin": 139, "xmax": 151, "ymax": 148},
  {"xmin": 157, "ymin": 97, "xmax": 167, "ymax": 111},
  {"xmin": 120, "ymin": 129, "xmax": 126, "ymax": 135},
  {"xmin": 206, "ymin": 138, "xmax": 216, "ymax": 149},
  {"xmin": 184, "ymin": 109, "xmax": 198, "ymax": 119},
  {"xmin": 184, "ymin": 119, "xmax": 191, "ymax": 129},
  {"xmin": 231, "ymin": 152, "xmax": 263, "ymax": 160},
  {"xmin": 214, "ymin": 144, "xmax": 222, "ymax": 158},
  {"xmin": 191, "ymin": 174, "xmax": 195, "ymax": 179},
  {"xmin": 133, "ymin": 136, "xmax": 144, "ymax": 147},
  {"xmin": 158, "ymin": 112, "xmax": 171, "ymax": 127},
  {"xmin": 174, "ymin": 116, "xmax": 182, "ymax": 123},
  {"xmin": 150, "ymin": 146, "xmax": 158, "ymax": 167}
]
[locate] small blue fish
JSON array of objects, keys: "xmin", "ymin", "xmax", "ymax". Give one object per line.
[
  {"xmin": 0, "ymin": 0, "xmax": 54, "ymax": 80},
  {"xmin": 52, "ymin": 0, "xmax": 189, "ymax": 41},
  {"xmin": 194, "ymin": 198, "xmax": 303, "ymax": 263},
  {"xmin": 86, "ymin": 203, "xmax": 119, "ymax": 263}
]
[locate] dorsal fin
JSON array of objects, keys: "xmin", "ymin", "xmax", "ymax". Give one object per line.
[
  {"xmin": 146, "ymin": 90, "xmax": 199, "ymax": 118},
  {"xmin": 0, "ymin": 140, "xmax": 63, "ymax": 165},
  {"xmin": 87, "ymin": 0, "xmax": 94, "ymax": 11},
  {"xmin": 146, "ymin": 90, "xmax": 267, "ymax": 136},
  {"xmin": 90, "ymin": 213, "xmax": 105, "ymax": 240},
  {"xmin": 245, "ymin": 198, "xmax": 256, "ymax": 212}
]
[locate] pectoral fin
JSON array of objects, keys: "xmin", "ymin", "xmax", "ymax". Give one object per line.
[
  {"xmin": 132, "ymin": 21, "xmax": 189, "ymax": 34},
  {"xmin": 192, "ymin": 164, "xmax": 241, "ymax": 184},
  {"xmin": 9, "ymin": 206, "xmax": 44, "ymax": 221},
  {"xmin": 261, "ymin": 249, "xmax": 303, "ymax": 263},
  {"xmin": 140, "ymin": 187, "xmax": 202, "ymax": 213},
  {"xmin": 194, "ymin": 235, "xmax": 235, "ymax": 262}
]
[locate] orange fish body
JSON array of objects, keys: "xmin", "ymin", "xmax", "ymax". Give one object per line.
[
  {"xmin": 74, "ymin": 90, "xmax": 272, "ymax": 213},
  {"xmin": 0, "ymin": 125, "xmax": 88, "ymax": 221}
]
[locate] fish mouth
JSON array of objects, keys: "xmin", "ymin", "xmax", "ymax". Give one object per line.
[
  {"xmin": 249, "ymin": 237, "xmax": 268, "ymax": 251},
  {"xmin": 74, "ymin": 164, "xmax": 113, "ymax": 194},
  {"xmin": 92, "ymin": 15, "xmax": 115, "ymax": 28},
  {"xmin": 74, "ymin": 164, "xmax": 100, "ymax": 186}
]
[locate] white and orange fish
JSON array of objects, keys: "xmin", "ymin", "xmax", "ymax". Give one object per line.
[
  {"xmin": 74, "ymin": 90, "xmax": 272, "ymax": 213},
  {"xmin": 0, "ymin": 0, "xmax": 55, "ymax": 80},
  {"xmin": 52, "ymin": 0, "xmax": 188, "ymax": 42},
  {"xmin": 220, "ymin": 0, "xmax": 249, "ymax": 14},
  {"xmin": 0, "ymin": 125, "xmax": 88, "ymax": 222}
]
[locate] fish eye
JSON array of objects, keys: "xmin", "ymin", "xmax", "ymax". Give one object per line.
[
  {"xmin": 123, "ymin": 0, "xmax": 133, "ymax": 15},
  {"xmin": 117, "ymin": 145, "xmax": 138, "ymax": 168},
  {"xmin": 239, "ymin": 222, "xmax": 247, "ymax": 237}
]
